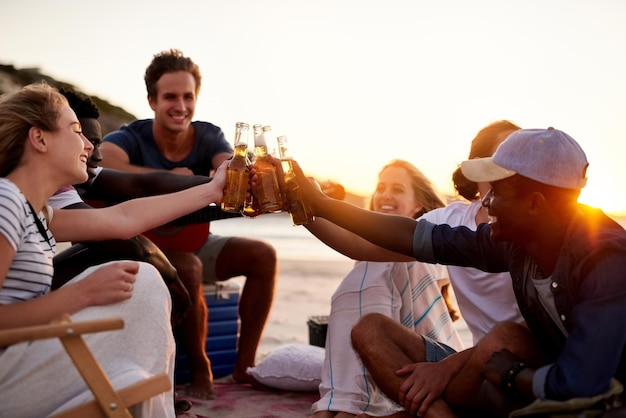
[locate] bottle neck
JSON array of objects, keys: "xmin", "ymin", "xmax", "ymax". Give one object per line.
[
  {"xmin": 233, "ymin": 142, "xmax": 248, "ymax": 157},
  {"xmin": 256, "ymin": 145, "xmax": 270, "ymax": 158}
]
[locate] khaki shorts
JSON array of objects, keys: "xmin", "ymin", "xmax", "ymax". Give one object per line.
[{"xmin": 195, "ymin": 233, "xmax": 230, "ymax": 283}]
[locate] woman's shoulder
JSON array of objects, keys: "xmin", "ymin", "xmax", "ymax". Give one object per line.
[
  {"xmin": 421, "ymin": 200, "xmax": 479, "ymax": 226},
  {"xmin": 0, "ymin": 178, "xmax": 23, "ymax": 205},
  {"xmin": 0, "ymin": 179, "xmax": 28, "ymax": 246}
]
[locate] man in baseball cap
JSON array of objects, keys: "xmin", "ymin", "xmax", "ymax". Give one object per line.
[
  {"xmin": 461, "ymin": 127, "xmax": 588, "ymax": 190},
  {"xmin": 289, "ymin": 127, "xmax": 626, "ymax": 417}
]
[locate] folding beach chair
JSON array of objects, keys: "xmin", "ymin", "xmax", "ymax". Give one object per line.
[{"xmin": 0, "ymin": 315, "xmax": 171, "ymax": 417}]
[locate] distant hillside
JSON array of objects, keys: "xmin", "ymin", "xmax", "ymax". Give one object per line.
[{"xmin": 0, "ymin": 63, "xmax": 136, "ymax": 135}]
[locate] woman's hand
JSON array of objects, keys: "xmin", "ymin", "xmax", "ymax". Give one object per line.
[
  {"xmin": 70, "ymin": 261, "xmax": 139, "ymax": 306},
  {"xmin": 211, "ymin": 160, "xmax": 228, "ymax": 192}
]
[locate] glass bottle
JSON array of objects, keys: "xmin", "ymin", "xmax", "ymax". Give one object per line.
[
  {"xmin": 221, "ymin": 122, "xmax": 250, "ymax": 213},
  {"xmin": 252, "ymin": 124, "xmax": 283, "ymax": 213},
  {"xmin": 277, "ymin": 135, "xmax": 313, "ymax": 225},
  {"xmin": 242, "ymin": 148, "xmax": 258, "ymax": 217}
]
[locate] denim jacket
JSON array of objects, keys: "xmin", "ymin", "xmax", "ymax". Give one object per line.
[{"xmin": 413, "ymin": 205, "xmax": 626, "ymax": 400}]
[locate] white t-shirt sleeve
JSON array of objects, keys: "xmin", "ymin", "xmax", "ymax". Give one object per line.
[{"xmin": 48, "ymin": 187, "xmax": 83, "ymax": 209}]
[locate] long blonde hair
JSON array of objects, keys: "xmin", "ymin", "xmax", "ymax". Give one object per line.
[
  {"xmin": 369, "ymin": 159, "xmax": 445, "ymax": 219},
  {"xmin": 0, "ymin": 83, "xmax": 68, "ymax": 177}
]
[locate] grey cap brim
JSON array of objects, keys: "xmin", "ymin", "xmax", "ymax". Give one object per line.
[{"xmin": 461, "ymin": 157, "xmax": 517, "ymax": 183}]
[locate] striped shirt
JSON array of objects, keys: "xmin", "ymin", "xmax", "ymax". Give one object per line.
[{"xmin": 0, "ymin": 179, "xmax": 56, "ymax": 304}]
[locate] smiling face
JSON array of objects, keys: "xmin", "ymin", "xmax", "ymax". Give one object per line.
[
  {"xmin": 372, "ymin": 165, "xmax": 424, "ymax": 217},
  {"xmin": 482, "ymin": 175, "xmax": 533, "ymax": 242},
  {"xmin": 79, "ymin": 117, "xmax": 103, "ymax": 181},
  {"xmin": 47, "ymin": 105, "xmax": 94, "ymax": 186},
  {"xmin": 148, "ymin": 71, "xmax": 197, "ymax": 134}
]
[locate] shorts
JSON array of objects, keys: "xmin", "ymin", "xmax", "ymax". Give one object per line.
[
  {"xmin": 195, "ymin": 233, "xmax": 230, "ymax": 283},
  {"xmin": 424, "ymin": 335, "xmax": 457, "ymax": 362}
]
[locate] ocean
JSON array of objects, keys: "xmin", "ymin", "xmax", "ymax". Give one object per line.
[{"xmin": 210, "ymin": 212, "xmax": 351, "ymax": 262}]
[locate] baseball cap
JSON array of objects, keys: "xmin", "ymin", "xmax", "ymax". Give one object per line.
[{"xmin": 460, "ymin": 128, "xmax": 588, "ymax": 190}]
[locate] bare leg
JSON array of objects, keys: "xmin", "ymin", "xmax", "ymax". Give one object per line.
[
  {"xmin": 167, "ymin": 250, "xmax": 216, "ymax": 400},
  {"xmin": 214, "ymin": 237, "xmax": 277, "ymax": 385},
  {"xmin": 351, "ymin": 313, "xmax": 427, "ymax": 400},
  {"xmin": 351, "ymin": 313, "xmax": 458, "ymax": 418}
]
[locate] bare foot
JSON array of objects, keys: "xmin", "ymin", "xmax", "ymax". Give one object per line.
[
  {"xmin": 232, "ymin": 367, "xmax": 277, "ymax": 392},
  {"xmin": 232, "ymin": 366, "xmax": 254, "ymax": 385},
  {"xmin": 184, "ymin": 377, "xmax": 217, "ymax": 400}
]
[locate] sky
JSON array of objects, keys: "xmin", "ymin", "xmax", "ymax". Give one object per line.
[{"xmin": 1, "ymin": 0, "xmax": 626, "ymax": 213}]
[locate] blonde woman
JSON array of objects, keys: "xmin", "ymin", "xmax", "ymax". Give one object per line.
[
  {"xmin": 0, "ymin": 83, "xmax": 226, "ymax": 417},
  {"xmin": 309, "ymin": 160, "xmax": 463, "ymax": 417}
]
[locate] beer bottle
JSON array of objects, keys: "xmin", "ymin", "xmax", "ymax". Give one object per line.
[
  {"xmin": 277, "ymin": 135, "xmax": 313, "ymax": 225},
  {"xmin": 221, "ymin": 122, "xmax": 250, "ymax": 213},
  {"xmin": 252, "ymin": 124, "xmax": 283, "ymax": 212},
  {"xmin": 242, "ymin": 147, "xmax": 258, "ymax": 217}
]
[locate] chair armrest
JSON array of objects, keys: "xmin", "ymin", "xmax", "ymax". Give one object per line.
[{"xmin": 0, "ymin": 317, "xmax": 124, "ymax": 348}]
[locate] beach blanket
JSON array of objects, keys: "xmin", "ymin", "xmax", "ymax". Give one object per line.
[{"xmin": 177, "ymin": 380, "xmax": 318, "ymax": 418}]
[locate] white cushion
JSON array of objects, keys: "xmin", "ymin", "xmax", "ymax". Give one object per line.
[{"xmin": 246, "ymin": 343, "xmax": 324, "ymax": 391}]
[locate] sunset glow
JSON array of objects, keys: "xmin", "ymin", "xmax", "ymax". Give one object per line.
[{"xmin": 1, "ymin": 0, "xmax": 625, "ymax": 212}]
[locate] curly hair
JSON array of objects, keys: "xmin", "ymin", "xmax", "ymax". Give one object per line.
[
  {"xmin": 452, "ymin": 120, "xmax": 521, "ymax": 201},
  {"xmin": 144, "ymin": 48, "xmax": 202, "ymax": 99},
  {"xmin": 58, "ymin": 87, "xmax": 99, "ymax": 119}
]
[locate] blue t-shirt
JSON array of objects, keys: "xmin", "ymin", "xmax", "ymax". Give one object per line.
[{"xmin": 103, "ymin": 119, "xmax": 233, "ymax": 175}]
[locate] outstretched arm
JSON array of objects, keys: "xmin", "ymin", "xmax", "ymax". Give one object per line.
[
  {"xmin": 86, "ymin": 169, "xmax": 212, "ymax": 201},
  {"xmin": 305, "ymin": 217, "xmax": 413, "ymax": 261},
  {"xmin": 293, "ymin": 161, "xmax": 417, "ymax": 258},
  {"xmin": 50, "ymin": 162, "xmax": 227, "ymax": 242},
  {"xmin": 82, "ymin": 169, "xmax": 241, "ymax": 224}
]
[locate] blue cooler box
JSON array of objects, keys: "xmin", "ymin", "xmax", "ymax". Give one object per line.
[{"xmin": 174, "ymin": 280, "xmax": 241, "ymax": 384}]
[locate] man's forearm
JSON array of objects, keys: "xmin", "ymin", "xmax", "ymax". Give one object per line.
[
  {"xmin": 315, "ymin": 197, "xmax": 417, "ymax": 258},
  {"xmin": 292, "ymin": 160, "xmax": 417, "ymax": 258},
  {"xmin": 88, "ymin": 170, "xmax": 211, "ymax": 201}
]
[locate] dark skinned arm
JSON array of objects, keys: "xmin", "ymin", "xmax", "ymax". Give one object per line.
[
  {"xmin": 483, "ymin": 349, "xmax": 536, "ymax": 401},
  {"xmin": 292, "ymin": 161, "xmax": 417, "ymax": 258},
  {"xmin": 84, "ymin": 169, "xmax": 211, "ymax": 201}
]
